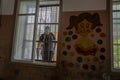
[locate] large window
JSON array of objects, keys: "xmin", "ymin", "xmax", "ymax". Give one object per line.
[
  {"xmin": 112, "ymin": 0, "xmax": 120, "ymax": 69},
  {"xmin": 12, "ymin": 0, "xmax": 60, "ymax": 66}
]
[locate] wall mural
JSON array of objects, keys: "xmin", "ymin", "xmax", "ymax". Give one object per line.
[
  {"xmin": 66, "ymin": 13, "xmax": 102, "ymax": 56},
  {"xmin": 61, "ymin": 12, "xmax": 107, "ymax": 80}
]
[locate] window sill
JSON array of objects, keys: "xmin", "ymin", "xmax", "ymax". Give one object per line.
[{"xmin": 11, "ymin": 60, "xmax": 57, "ymax": 68}]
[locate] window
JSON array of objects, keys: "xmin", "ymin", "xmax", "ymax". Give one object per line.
[
  {"xmin": 112, "ymin": 0, "xmax": 120, "ymax": 69},
  {"xmin": 12, "ymin": 0, "xmax": 60, "ymax": 66}
]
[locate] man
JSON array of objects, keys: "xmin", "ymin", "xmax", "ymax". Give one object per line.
[{"xmin": 37, "ymin": 26, "xmax": 55, "ymax": 61}]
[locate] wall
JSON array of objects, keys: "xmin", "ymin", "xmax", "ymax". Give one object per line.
[
  {"xmin": 1, "ymin": 0, "xmax": 15, "ymax": 15},
  {"xmin": 60, "ymin": 11, "xmax": 108, "ymax": 80},
  {"xmin": 0, "ymin": 0, "xmax": 15, "ymax": 79},
  {"xmin": 0, "ymin": 0, "xmax": 109, "ymax": 80},
  {"xmin": 0, "ymin": 0, "xmax": 59, "ymax": 80},
  {"xmin": 62, "ymin": 0, "xmax": 106, "ymax": 11},
  {"xmin": 0, "ymin": 15, "xmax": 14, "ymax": 79},
  {"xmin": 0, "ymin": 15, "xmax": 59, "ymax": 80},
  {"xmin": 60, "ymin": 0, "xmax": 109, "ymax": 80}
]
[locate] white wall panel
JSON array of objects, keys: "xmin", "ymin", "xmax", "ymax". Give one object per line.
[
  {"xmin": 0, "ymin": 0, "xmax": 106, "ymax": 14},
  {"xmin": 63, "ymin": 0, "xmax": 106, "ymax": 12}
]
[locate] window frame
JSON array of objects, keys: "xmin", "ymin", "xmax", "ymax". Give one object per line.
[
  {"xmin": 11, "ymin": 0, "xmax": 61, "ymax": 67},
  {"xmin": 110, "ymin": 0, "xmax": 120, "ymax": 71}
]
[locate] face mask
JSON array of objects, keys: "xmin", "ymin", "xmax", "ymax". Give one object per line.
[{"xmin": 45, "ymin": 28, "xmax": 50, "ymax": 33}]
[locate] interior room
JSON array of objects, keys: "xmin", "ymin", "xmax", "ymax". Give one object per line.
[{"xmin": 0, "ymin": 0, "xmax": 120, "ymax": 80}]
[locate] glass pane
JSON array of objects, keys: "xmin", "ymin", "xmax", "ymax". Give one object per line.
[
  {"xmin": 113, "ymin": 24, "xmax": 120, "ymax": 44},
  {"xmin": 35, "ymin": 1, "xmax": 60, "ymax": 62},
  {"xmin": 113, "ymin": 12, "xmax": 120, "ymax": 19},
  {"xmin": 39, "ymin": 0, "xmax": 60, "ymax": 5},
  {"xmin": 23, "ymin": 42, "xmax": 33, "ymax": 59},
  {"xmin": 26, "ymin": 24, "xmax": 34, "ymax": 40},
  {"xmin": 113, "ymin": 45, "xmax": 120, "ymax": 69},
  {"xmin": 112, "ymin": 1, "xmax": 120, "ymax": 69},
  {"xmin": 36, "ymin": 24, "xmax": 58, "ymax": 41},
  {"xmin": 13, "ymin": 15, "xmax": 35, "ymax": 60},
  {"xmin": 38, "ymin": 6, "xmax": 59, "ymax": 23},
  {"xmin": 113, "ymin": 19, "xmax": 120, "ymax": 23},
  {"xmin": 113, "ymin": 3, "xmax": 120, "ymax": 10},
  {"xmin": 19, "ymin": 0, "xmax": 36, "ymax": 14},
  {"xmin": 35, "ymin": 25, "xmax": 58, "ymax": 62}
]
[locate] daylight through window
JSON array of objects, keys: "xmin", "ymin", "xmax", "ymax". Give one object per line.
[
  {"xmin": 12, "ymin": 0, "xmax": 60, "ymax": 65},
  {"xmin": 112, "ymin": 0, "xmax": 120, "ymax": 69}
]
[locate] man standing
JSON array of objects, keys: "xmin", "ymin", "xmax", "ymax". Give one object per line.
[{"xmin": 37, "ymin": 26, "xmax": 55, "ymax": 61}]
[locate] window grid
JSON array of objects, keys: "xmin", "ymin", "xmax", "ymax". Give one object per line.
[
  {"xmin": 12, "ymin": 0, "xmax": 60, "ymax": 65},
  {"xmin": 112, "ymin": 0, "xmax": 120, "ymax": 69},
  {"xmin": 35, "ymin": 5, "xmax": 59, "ymax": 61}
]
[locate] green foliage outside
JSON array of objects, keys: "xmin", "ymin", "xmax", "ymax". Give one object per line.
[{"xmin": 113, "ymin": 38, "xmax": 120, "ymax": 69}]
